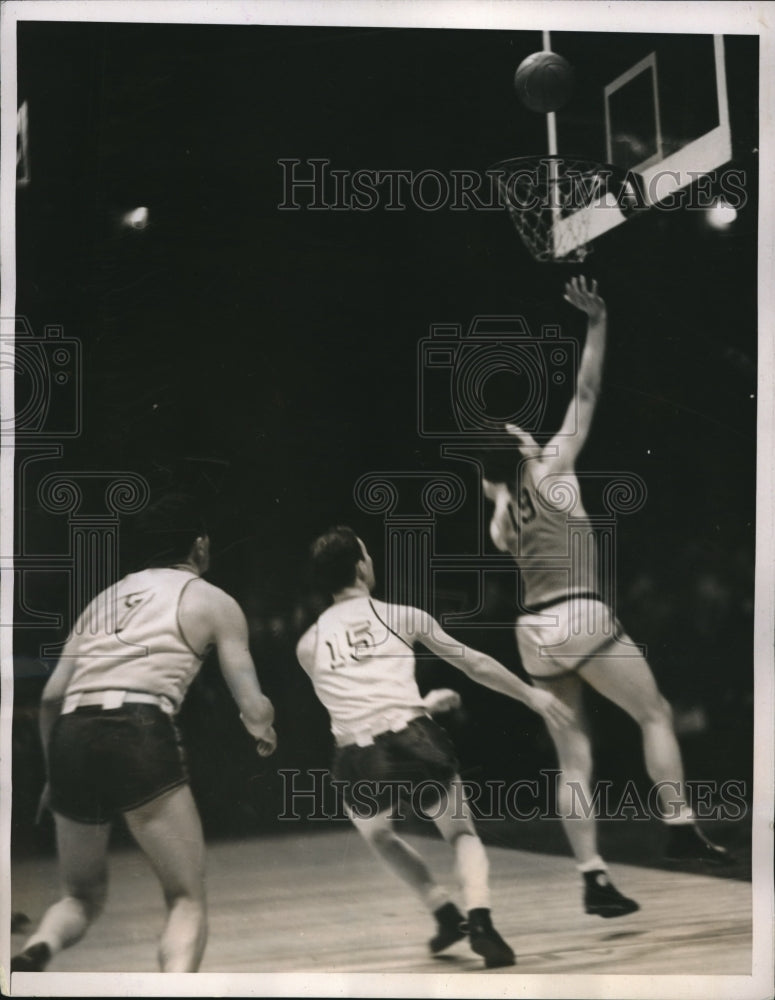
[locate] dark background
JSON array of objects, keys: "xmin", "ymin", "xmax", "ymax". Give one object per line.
[{"xmin": 12, "ymin": 23, "xmax": 757, "ymax": 868}]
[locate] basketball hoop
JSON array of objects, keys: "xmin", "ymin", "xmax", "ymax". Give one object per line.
[{"xmin": 490, "ymin": 155, "xmax": 632, "ymax": 263}]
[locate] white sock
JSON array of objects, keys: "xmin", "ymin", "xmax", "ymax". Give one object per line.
[
  {"xmin": 425, "ymin": 885, "xmax": 452, "ymax": 913},
  {"xmin": 455, "ymin": 834, "xmax": 490, "ymax": 911},
  {"xmin": 577, "ymin": 855, "xmax": 607, "ymax": 874},
  {"xmin": 662, "ymin": 805, "xmax": 696, "ymax": 825}
]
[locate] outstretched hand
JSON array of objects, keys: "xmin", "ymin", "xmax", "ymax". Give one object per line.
[
  {"xmin": 564, "ymin": 275, "xmax": 606, "ymax": 323},
  {"xmin": 256, "ymin": 725, "xmax": 278, "ymax": 757},
  {"xmin": 423, "ymin": 688, "xmax": 462, "ymax": 715},
  {"xmin": 504, "ymin": 422, "xmax": 539, "ymax": 453}
]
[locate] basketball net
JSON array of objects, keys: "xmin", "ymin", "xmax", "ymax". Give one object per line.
[
  {"xmin": 491, "ymin": 155, "xmax": 628, "ymax": 263},
  {"xmin": 495, "ymin": 34, "xmax": 609, "ymax": 264}
]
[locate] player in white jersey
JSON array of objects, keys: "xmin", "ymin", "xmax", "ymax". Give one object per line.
[
  {"xmin": 296, "ymin": 525, "xmax": 573, "ymax": 968},
  {"xmin": 482, "ymin": 276, "xmax": 731, "ymax": 919},
  {"xmin": 11, "ymin": 495, "xmax": 277, "ymax": 973}
]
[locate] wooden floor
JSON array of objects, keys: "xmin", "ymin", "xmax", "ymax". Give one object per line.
[{"xmin": 10, "ymin": 826, "xmax": 751, "ymax": 982}]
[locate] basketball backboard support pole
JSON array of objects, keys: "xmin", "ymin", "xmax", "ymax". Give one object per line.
[
  {"xmin": 552, "ymin": 34, "xmax": 732, "ymax": 259},
  {"xmin": 543, "ymin": 30, "xmax": 559, "ymax": 156},
  {"xmin": 543, "ymin": 30, "xmax": 561, "ymax": 258}
]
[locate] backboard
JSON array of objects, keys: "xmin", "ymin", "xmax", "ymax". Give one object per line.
[{"xmin": 498, "ymin": 33, "xmax": 733, "ymax": 261}]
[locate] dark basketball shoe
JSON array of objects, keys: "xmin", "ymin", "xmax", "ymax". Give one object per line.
[
  {"xmin": 11, "ymin": 942, "xmax": 51, "ymax": 972},
  {"xmin": 429, "ymin": 902, "xmax": 467, "ymax": 954},
  {"xmin": 467, "ymin": 908, "xmax": 516, "ymax": 968},
  {"xmin": 664, "ymin": 823, "xmax": 734, "ymax": 865},
  {"xmin": 583, "ymin": 870, "xmax": 640, "ymax": 918}
]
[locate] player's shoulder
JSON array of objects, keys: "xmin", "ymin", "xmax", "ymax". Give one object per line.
[
  {"xmin": 536, "ymin": 440, "xmax": 580, "ymax": 478},
  {"xmin": 296, "ymin": 621, "xmax": 317, "ymax": 648},
  {"xmin": 368, "ymin": 596, "xmax": 398, "ymax": 623},
  {"xmin": 181, "ymin": 577, "xmax": 243, "ymax": 620},
  {"xmin": 182, "ymin": 575, "xmax": 229, "ymax": 601},
  {"xmin": 370, "ymin": 599, "xmax": 428, "ymax": 635},
  {"xmin": 295, "ymin": 622, "xmax": 318, "ymax": 667},
  {"xmin": 75, "ymin": 577, "xmax": 125, "ymax": 631}
]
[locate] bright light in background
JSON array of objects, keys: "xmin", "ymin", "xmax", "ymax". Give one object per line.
[
  {"xmin": 706, "ymin": 198, "xmax": 737, "ymax": 230},
  {"xmin": 123, "ymin": 206, "xmax": 149, "ymax": 230}
]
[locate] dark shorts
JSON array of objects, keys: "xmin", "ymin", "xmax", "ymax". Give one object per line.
[
  {"xmin": 49, "ymin": 703, "xmax": 189, "ymax": 824},
  {"xmin": 332, "ymin": 716, "xmax": 459, "ymax": 817}
]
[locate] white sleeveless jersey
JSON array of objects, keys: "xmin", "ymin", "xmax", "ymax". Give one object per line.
[
  {"xmin": 490, "ymin": 466, "xmax": 600, "ymax": 612},
  {"xmin": 64, "ymin": 567, "xmax": 206, "ymax": 712},
  {"xmin": 304, "ymin": 596, "xmax": 426, "ymax": 745}
]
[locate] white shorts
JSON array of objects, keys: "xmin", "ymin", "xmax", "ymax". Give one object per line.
[{"xmin": 516, "ymin": 597, "xmax": 640, "ymax": 679}]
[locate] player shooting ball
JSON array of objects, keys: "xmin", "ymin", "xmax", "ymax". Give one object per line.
[{"xmin": 483, "ymin": 276, "xmax": 732, "ymax": 918}]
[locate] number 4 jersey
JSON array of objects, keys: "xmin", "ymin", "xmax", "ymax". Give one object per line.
[
  {"xmin": 62, "ymin": 568, "xmax": 206, "ymax": 712},
  {"xmin": 300, "ymin": 596, "xmax": 427, "ymax": 746}
]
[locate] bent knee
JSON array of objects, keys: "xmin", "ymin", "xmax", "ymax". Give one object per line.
[
  {"xmin": 636, "ymin": 693, "xmax": 673, "ymax": 727},
  {"xmin": 162, "ymin": 879, "xmax": 207, "ymax": 909},
  {"xmin": 163, "ymin": 890, "xmax": 207, "ymax": 914}
]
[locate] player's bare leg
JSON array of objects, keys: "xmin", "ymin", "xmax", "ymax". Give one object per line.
[
  {"xmin": 579, "ymin": 650, "xmax": 732, "ymax": 864},
  {"xmin": 347, "ymin": 805, "xmax": 465, "ymax": 953},
  {"xmin": 533, "ymin": 673, "xmax": 640, "ymax": 917},
  {"xmin": 348, "ymin": 804, "xmax": 447, "ymax": 907},
  {"xmin": 11, "ymin": 815, "xmax": 111, "ymax": 971},
  {"xmin": 532, "ymin": 674, "xmax": 599, "ymax": 865},
  {"xmin": 431, "ymin": 777, "xmax": 515, "ymax": 967},
  {"xmin": 123, "ymin": 785, "xmax": 208, "ymax": 972}
]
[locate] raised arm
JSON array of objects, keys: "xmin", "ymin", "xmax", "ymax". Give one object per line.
[
  {"xmin": 547, "ymin": 275, "xmax": 607, "ymax": 469},
  {"xmin": 206, "ymin": 590, "xmax": 277, "ymax": 756},
  {"xmin": 404, "ymin": 610, "xmax": 572, "ymax": 729}
]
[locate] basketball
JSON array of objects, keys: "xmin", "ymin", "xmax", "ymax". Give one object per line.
[{"xmin": 514, "ymin": 50, "xmax": 574, "ymax": 113}]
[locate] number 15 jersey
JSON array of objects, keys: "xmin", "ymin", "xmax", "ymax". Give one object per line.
[{"xmin": 301, "ymin": 596, "xmax": 426, "ymax": 746}]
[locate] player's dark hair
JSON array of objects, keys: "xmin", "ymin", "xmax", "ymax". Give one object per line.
[
  {"xmin": 309, "ymin": 525, "xmax": 364, "ymax": 595},
  {"xmin": 131, "ymin": 492, "xmax": 208, "ymax": 568}
]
